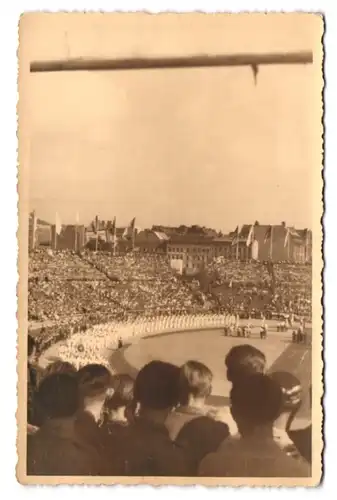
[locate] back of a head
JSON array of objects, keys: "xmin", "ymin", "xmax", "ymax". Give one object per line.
[
  {"xmin": 134, "ymin": 361, "xmax": 180, "ymax": 410},
  {"xmin": 269, "ymin": 371, "xmax": 302, "ymax": 412},
  {"xmin": 225, "ymin": 344, "xmax": 266, "ymax": 384},
  {"xmin": 36, "ymin": 373, "xmax": 80, "ymax": 419},
  {"xmin": 230, "ymin": 374, "xmax": 283, "ymax": 426},
  {"xmin": 44, "ymin": 361, "xmax": 77, "ymax": 379},
  {"xmin": 77, "ymin": 364, "xmax": 112, "ymax": 401},
  {"xmin": 105, "ymin": 374, "xmax": 134, "ymax": 411},
  {"xmin": 179, "ymin": 360, "xmax": 213, "ymax": 405}
]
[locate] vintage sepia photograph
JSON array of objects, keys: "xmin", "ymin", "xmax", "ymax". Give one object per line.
[{"xmin": 17, "ymin": 12, "xmax": 323, "ymax": 486}]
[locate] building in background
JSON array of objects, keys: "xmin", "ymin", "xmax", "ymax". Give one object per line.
[
  {"xmin": 237, "ymin": 222, "xmax": 311, "ymax": 263},
  {"xmin": 51, "ymin": 224, "xmax": 85, "ymax": 251},
  {"xmin": 135, "ymin": 229, "xmax": 169, "ymax": 254},
  {"xmin": 29, "ymin": 212, "xmax": 52, "ymax": 250},
  {"xmin": 167, "ymin": 235, "xmax": 214, "ymax": 272},
  {"xmin": 212, "ymin": 236, "xmax": 233, "ymax": 259},
  {"xmin": 29, "ymin": 213, "xmax": 311, "ymax": 264}
]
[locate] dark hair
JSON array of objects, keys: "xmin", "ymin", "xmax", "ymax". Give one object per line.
[
  {"xmin": 225, "ymin": 344, "xmax": 266, "ymax": 383},
  {"xmin": 179, "ymin": 360, "xmax": 213, "ymax": 405},
  {"xmin": 36, "ymin": 373, "xmax": 80, "ymax": 418},
  {"xmin": 28, "ymin": 335, "xmax": 36, "ymax": 357},
  {"xmin": 105, "ymin": 374, "xmax": 134, "ymax": 410},
  {"xmin": 44, "ymin": 360, "xmax": 77, "ymax": 379},
  {"xmin": 134, "ymin": 361, "xmax": 180, "ymax": 410},
  {"xmin": 77, "ymin": 364, "xmax": 112, "ymax": 399},
  {"xmin": 230, "ymin": 374, "xmax": 283, "ymax": 425},
  {"xmin": 269, "ymin": 371, "xmax": 302, "ymax": 411}
]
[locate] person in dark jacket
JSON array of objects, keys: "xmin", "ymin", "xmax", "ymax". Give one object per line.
[
  {"xmin": 120, "ymin": 361, "xmax": 193, "ymax": 476},
  {"xmin": 27, "ymin": 373, "xmax": 117, "ymax": 476}
]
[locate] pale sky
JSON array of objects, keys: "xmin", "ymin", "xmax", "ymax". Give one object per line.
[{"xmin": 19, "ymin": 13, "xmax": 322, "ymax": 232}]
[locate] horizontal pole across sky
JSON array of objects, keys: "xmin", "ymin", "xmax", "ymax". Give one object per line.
[{"xmin": 30, "ymin": 51, "xmax": 313, "ymax": 73}]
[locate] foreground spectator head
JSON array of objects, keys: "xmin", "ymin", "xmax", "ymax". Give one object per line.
[
  {"xmin": 269, "ymin": 371, "xmax": 303, "ymax": 431},
  {"xmin": 225, "ymin": 344, "xmax": 266, "ymax": 384},
  {"xmin": 269, "ymin": 371, "xmax": 302, "ymax": 411},
  {"xmin": 77, "ymin": 364, "xmax": 112, "ymax": 422},
  {"xmin": 103, "ymin": 374, "xmax": 134, "ymax": 424},
  {"xmin": 36, "ymin": 373, "xmax": 80, "ymax": 419},
  {"xmin": 134, "ymin": 361, "xmax": 180, "ymax": 417},
  {"xmin": 43, "ymin": 360, "xmax": 77, "ymax": 379},
  {"xmin": 178, "ymin": 360, "xmax": 213, "ymax": 407},
  {"xmin": 230, "ymin": 374, "xmax": 283, "ymax": 437}
]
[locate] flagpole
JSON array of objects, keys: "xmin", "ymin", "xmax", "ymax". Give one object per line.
[
  {"xmin": 75, "ymin": 213, "xmax": 79, "ymax": 252},
  {"xmin": 95, "ymin": 215, "xmax": 99, "ymax": 252},
  {"xmin": 30, "ymin": 210, "xmax": 37, "ymax": 251},
  {"xmin": 236, "ymin": 227, "xmax": 239, "ymax": 260},
  {"xmin": 305, "ymin": 230, "xmax": 308, "ymax": 263},
  {"xmin": 113, "ymin": 222, "xmax": 116, "ymax": 257},
  {"xmin": 287, "ymin": 230, "xmax": 290, "ymax": 260},
  {"xmin": 270, "ymin": 225, "xmax": 273, "ymax": 261}
]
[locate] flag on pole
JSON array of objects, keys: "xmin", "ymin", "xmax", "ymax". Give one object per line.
[
  {"xmin": 111, "ymin": 216, "xmax": 117, "ymax": 243},
  {"xmin": 74, "ymin": 212, "xmax": 80, "ymax": 251},
  {"xmin": 264, "ymin": 225, "xmax": 272, "ymax": 244},
  {"xmin": 92, "ymin": 215, "xmax": 99, "ymax": 234},
  {"xmin": 55, "ymin": 212, "xmax": 62, "ymax": 235},
  {"xmin": 29, "ymin": 210, "xmax": 37, "ymax": 250},
  {"xmin": 231, "ymin": 226, "xmax": 240, "ymax": 246},
  {"xmin": 303, "ymin": 228, "xmax": 309, "ymax": 262},
  {"xmin": 284, "ymin": 227, "xmax": 290, "ymax": 248},
  {"xmin": 246, "ymin": 225, "xmax": 254, "ymax": 247},
  {"xmin": 123, "ymin": 217, "xmax": 136, "ymax": 239}
]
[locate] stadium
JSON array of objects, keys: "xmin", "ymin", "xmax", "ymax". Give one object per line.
[{"xmin": 29, "ymin": 241, "xmax": 312, "ymax": 432}]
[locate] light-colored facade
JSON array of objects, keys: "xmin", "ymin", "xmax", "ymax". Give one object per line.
[{"xmin": 167, "ymin": 238, "xmax": 214, "ymax": 272}]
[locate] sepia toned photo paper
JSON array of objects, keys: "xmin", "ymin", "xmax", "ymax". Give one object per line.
[{"xmin": 17, "ymin": 12, "xmax": 324, "ymax": 487}]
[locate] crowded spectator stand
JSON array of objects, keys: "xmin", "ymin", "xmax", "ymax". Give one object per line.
[{"xmin": 28, "ymin": 249, "xmax": 311, "ymax": 360}]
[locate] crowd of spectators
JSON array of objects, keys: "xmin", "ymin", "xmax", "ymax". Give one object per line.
[
  {"xmin": 28, "ymin": 249, "xmax": 311, "ymax": 354},
  {"xmin": 29, "ymin": 250, "xmax": 205, "ymax": 323},
  {"xmin": 208, "ymin": 260, "xmax": 311, "ymax": 320},
  {"xmin": 27, "ymin": 337, "xmax": 312, "ymax": 477}
]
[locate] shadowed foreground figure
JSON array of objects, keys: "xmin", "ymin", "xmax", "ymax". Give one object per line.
[
  {"xmin": 27, "ymin": 373, "xmax": 120, "ymax": 476},
  {"xmin": 166, "ymin": 360, "xmax": 229, "ymax": 472},
  {"xmin": 100, "ymin": 373, "xmax": 135, "ymax": 440},
  {"xmin": 27, "ymin": 335, "xmax": 44, "ymax": 430},
  {"xmin": 269, "ymin": 371, "xmax": 309, "ymax": 462},
  {"xmin": 286, "ymin": 385, "xmax": 312, "ymax": 465},
  {"xmin": 199, "ymin": 374, "xmax": 311, "ymax": 477},
  {"xmin": 214, "ymin": 344, "xmax": 267, "ymax": 435},
  {"xmin": 119, "ymin": 360, "xmax": 193, "ymax": 476}
]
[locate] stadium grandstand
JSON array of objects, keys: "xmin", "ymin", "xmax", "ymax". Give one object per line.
[{"xmin": 27, "ymin": 213, "xmax": 313, "ymax": 478}]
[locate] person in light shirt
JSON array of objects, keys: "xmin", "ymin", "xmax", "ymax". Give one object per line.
[
  {"xmin": 166, "ymin": 361, "xmax": 229, "ymax": 472},
  {"xmin": 199, "ymin": 374, "xmax": 310, "ymax": 477}
]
